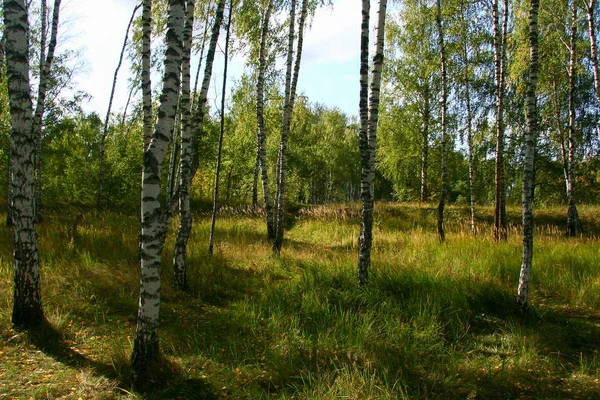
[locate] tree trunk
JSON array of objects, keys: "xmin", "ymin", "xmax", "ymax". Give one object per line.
[
  {"xmin": 493, "ymin": 0, "xmax": 508, "ymax": 241},
  {"xmin": 420, "ymin": 81, "xmax": 429, "ymax": 203},
  {"xmin": 208, "ymin": 0, "xmax": 233, "ymax": 256},
  {"xmin": 436, "ymin": 0, "xmax": 448, "ymax": 243},
  {"xmin": 33, "ymin": 0, "xmax": 47, "ymax": 219},
  {"xmin": 191, "ymin": 0, "xmax": 212, "ymax": 108},
  {"xmin": 192, "ymin": 0, "xmax": 226, "ymax": 174},
  {"xmin": 97, "ymin": 3, "xmax": 141, "ymax": 210},
  {"xmin": 256, "ymin": 0, "xmax": 275, "ymax": 238},
  {"xmin": 132, "ymin": 0, "xmax": 185, "ymax": 374},
  {"xmin": 5, "ymin": 0, "xmax": 44, "ymax": 328},
  {"xmin": 584, "ymin": 0, "xmax": 600, "ymax": 141},
  {"xmin": 273, "ymin": 0, "xmax": 309, "ymax": 254},
  {"xmin": 517, "ymin": 0, "xmax": 539, "ymax": 311},
  {"xmin": 174, "ymin": 0, "xmax": 225, "ymax": 279},
  {"xmin": 357, "ymin": 0, "xmax": 387, "ymax": 285},
  {"xmin": 461, "ymin": 0, "xmax": 476, "ymax": 236},
  {"xmin": 142, "ymin": 0, "xmax": 153, "ymax": 150},
  {"xmin": 566, "ymin": 3, "xmax": 579, "ymax": 237},
  {"xmin": 33, "ymin": 0, "xmax": 60, "ymax": 220},
  {"xmin": 172, "ymin": 0, "xmax": 195, "ymax": 289}
]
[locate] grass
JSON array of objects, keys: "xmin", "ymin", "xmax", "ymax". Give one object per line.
[{"xmin": 1, "ymin": 201, "xmax": 600, "ymax": 399}]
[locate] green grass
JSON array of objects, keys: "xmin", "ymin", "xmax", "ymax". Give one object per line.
[{"xmin": 1, "ymin": 202, "xmax": 600, "ymax": 399}]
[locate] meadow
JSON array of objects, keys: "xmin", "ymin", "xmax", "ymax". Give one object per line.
[{"xmin": 1, "ymin": 200, "xmax": 600, "ymax": 399}]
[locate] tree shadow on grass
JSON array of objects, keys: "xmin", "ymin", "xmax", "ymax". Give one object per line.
[{"xmin": 25, "ymin": 318, "xmax": 218, "ymax": 399}]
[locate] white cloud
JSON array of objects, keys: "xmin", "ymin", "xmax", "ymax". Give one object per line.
[{"xmin": 303, "ymin": 0, "xmax": 381, "ymax": 65}]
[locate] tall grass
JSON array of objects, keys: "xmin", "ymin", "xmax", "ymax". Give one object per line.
[{"xmin": 1, "ymin": 202, "xmax": 599, "ymax": 398}]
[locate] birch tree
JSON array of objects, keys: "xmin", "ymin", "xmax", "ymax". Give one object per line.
[
  {"xmin": 142, "ymin": 0, "xmax": 153, "ymax": 150},
  {"xmin": 5, "ymin": 0, "xmax": 44, "ymax": 328},
  {"xmin": 273, "ymin": 0, "xmax": 309, "ymax": 254},
  {"xmin": 583, "ymin": 0, "xmax": 600, "ymax": 141},
  {"xmin": 172, "ymin": 0, "xmax": 195, "ymax": 288},
  {"xmin": 256, "ymin": 0, "xmax": 275, "ymax": 239},
  {"xmin": 517, "ymin": 0, "xmax": 540, "ymax": 310},
  {"xmin": 435, "ymin": 0, "xmax": 448, "ymax": 243},
  {"xmin": 357, "ymin": 0, "xmax": 387, "ymax": 285},
  {"xmin": 208, "ymin": 0, "xmax": 233, "ymax": 256},
  {"xmin": 493, "ymin": 0, "xmax": 509, "ymax": 241},
  {"xmin": 32, "ymin": 0, "xmax": 61, "ymax": 219},
  {"xmin": 172, "ymin": 0, "xmax": 226, "ymax": 287},
  {"xmin": 565, "ymin": 2, "xmax": 580, "ymax": 237},
  {"xmin": 132, "ymin": 0, "xmax": 185, "ymax": 373}
]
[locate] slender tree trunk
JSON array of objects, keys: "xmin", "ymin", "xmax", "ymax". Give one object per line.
[
  {"xmin": 174, "ymin": 0, "xmax": 225, "ymax": 278},
  {"xmin": 5, "ymin": 0, "xmax": 44, "ymax": 328},
  {"xmin": 273, "ymin": 0, "xmax": 309, "ymax": 254},
  {"xmin": 566, "ymin": 3, "xmax": 579, "ymax": 237},
  {"xmin": 172, "ymin": 0, "xmax": 195, "ymax": 289},
  {"xmin": 97, "ymin": 3, "xmax": 141, "ymax": 210},
  {"xmin": 192, "ymin": 0, "xmax": 226, "ymax": 174},
  {"xmin": 493, "ymin": 0, "xmax": 508, "ymax": 241},
  {"xmin": 142, "ymin": 0, "xmax": 153, "ymax": 150},
  {"xmin": 584, "ymin": 0, "xmax": 600, "ymax": 141},
  {"xmin": 208, "ymin": 0, "xmax": 233, "ymax": 256},
  {"xmin": 256, "ymin": 0, "xmax": 275, "ymax": 238},
  {"xmin": 357, "ymin": 0, "xmax": 387, "ymax": 285},
  {"xmin": 436, "ymin": 0, "xmax": 448, "ymax": 243},
  {"xmin": 33, "ymin": 0, "xmax": 46, "ymax": 219},
  {"xmin": 166, "ymin": 106, "xmax": 181, "ymax": 203},
  {"xmin": 192, "ymin": 0, "xmax": 212, "ymax": 107},
  {"xmin": 272, "ymin": 0, "xmax": 297, "ymax": 253},
  {"xmin": 121, "ymin": 82, "xmax": 136, "ymax": 127},
  {"xmin": 252, "ymin": 154, "xmax": 259, "ymax": 210},
  {"xmin": 460, "ymin": 0, "xmax": 476, "ymax": 236},
  {"xmin": 420, "ymin": 81, "xmax": 429, "ymax": 203},
  {"xmin": 517, "ymin": 0, "xmax": 539, "ymax": 310},
  {"xmin": 33, "ymin": 0, "xmax": 60, "ymax": 219},
  {"xmin": 132, "ymin": 0, "xmax": 185, "ymax": 374}
]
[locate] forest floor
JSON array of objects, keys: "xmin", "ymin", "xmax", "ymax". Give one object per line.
[{"xmin": 1, "ymin": 201, "xmax": 600, "ymax": 399}]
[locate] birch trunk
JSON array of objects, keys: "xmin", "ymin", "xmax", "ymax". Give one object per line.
[
  {"xmin": 142, "ymin": 0, "xmax": 152, "ymax": 150},
  {"xmin": 357, "ymin": 0, "xmax": 387, "ymax": 285},
  {"xmin": 493, "ymin": 0, "xmax": 508, "ymax": 241},
  {"xmin": 517, "ymin": 0, "xmax": 539, "ymax": 310},
  {"xmin": 5, "ymin": 0, "xmax": 44, "ymax": 328},
  {"xmin": 256, "ymin": 0, "xmax": 275, "ymax": 239},
  {"xmin": 273, "ymin": 0, "xmax": 309, "ymax": 254},
  {"xmin": 132, "ymin": 0, "xmax": 185, "ymax": 373},
  {"xmin": 208, "ymin": 0, "xmax": 233, "ymax": 256},
  {"xmin": 272, "ymin": 0, "xmax": 297, "ymax": 253},
  {"xmin": 32, "ymin": 0, "xmax": 60, "ymax": 220},
  {"xmin": 583, "ymin": 0, "xmax": 600, "ymax": 141},
  {"xmin": 420, "ymin": 80, "xmax": 429, "ymax": 203},
  {"xmin": 97, "ymin": 3, "xmax": 141, "ymax": 210},
  {"xmin": 192, "ymin": 0, "xmax": 226, "ymax": 174},
  {"xmin": 566, "ymin": 3, "xmax": 579, "ymax": 237},
  {"xmin": 173, "ymin": 0, "xmax": 225, "ymax": 278},
  {"xmin": 436, "ymin": 0, "xmax": 448, "ymax": 243},
  {"xmin": 173, "ymin": 0, "xmax": 195, "ymax": 288},
  {"xmin": 461, "ymin": 0, "xmax": 476, "ymax": 236},
  {"xmin": 191, "ymin": 0, "xmax": 212, "ymax": 109}
]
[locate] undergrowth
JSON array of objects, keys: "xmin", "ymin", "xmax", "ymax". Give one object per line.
[{"xmin": 1, "ymin": 202, "xmax": 599, "ymax": 399}]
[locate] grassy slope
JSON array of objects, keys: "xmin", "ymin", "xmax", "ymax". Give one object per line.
[{"xmin": 1, "ymin": 202, "xmax": 600, "ymax": 399}]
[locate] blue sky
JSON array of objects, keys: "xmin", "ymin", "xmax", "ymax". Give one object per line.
[{"xmin": 61, "ymin": 0, "xmax": 381, "ymax": 120}]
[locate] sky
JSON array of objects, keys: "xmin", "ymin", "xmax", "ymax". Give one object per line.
[{"xmin": 59, "ymin": 0, "xmax": 382, "ymax": 120}]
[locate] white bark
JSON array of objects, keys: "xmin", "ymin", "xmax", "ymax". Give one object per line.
[
  {"xmin": 357, "ymin": 0, "xmax": 387, "ymax": 285},
  {"xmin": 132, "ymin": 0, "xmax": 185, "ymax": 373},
  {"xmin": 5, "ymin": 0, "xmax": 44, "ymax": 328},
  {"xmin": 517, "ymin": 0, "xmax": 539, "ymax": 310}
]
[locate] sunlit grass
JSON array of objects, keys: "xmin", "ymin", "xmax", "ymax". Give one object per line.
[{"xmin": 1, "ymin": 202, "xmax": 600, "ymax": 398}]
